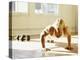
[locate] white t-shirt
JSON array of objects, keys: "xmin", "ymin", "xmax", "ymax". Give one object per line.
[{"xmin": 40, "ymin": 19, "xmax": 60, "ymax": 37}]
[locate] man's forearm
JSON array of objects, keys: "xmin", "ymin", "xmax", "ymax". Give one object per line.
[
  {"xmin": 41, "ymin": 31, "xmax": 49, "ymax": 48},
  {"xmin": 41, "ymin": 35, "xmax": 45, "ymax": 48}
]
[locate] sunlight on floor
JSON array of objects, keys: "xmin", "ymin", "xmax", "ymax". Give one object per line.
[{"xmin": 9, "ymin": 35, "xmax": 78, "ymax": 59}]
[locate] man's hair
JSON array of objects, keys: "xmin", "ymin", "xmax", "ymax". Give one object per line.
[{"xmin": 49, "ymin": 26, "xmax": 55, "ymax": 32}]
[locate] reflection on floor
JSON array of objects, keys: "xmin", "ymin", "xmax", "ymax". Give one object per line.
[{"xmin": 9, "ymin": 35, "xmax": 78, "ymax": 59}]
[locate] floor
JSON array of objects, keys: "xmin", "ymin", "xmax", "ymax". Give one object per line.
[{"xmin": 9, "ymin": 35, "xmax": 78, "ymax": 59}]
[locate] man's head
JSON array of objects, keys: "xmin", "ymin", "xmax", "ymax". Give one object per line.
[{"xmin": 49, "ymin": 26, "xmax": 55, "ymax": 36}]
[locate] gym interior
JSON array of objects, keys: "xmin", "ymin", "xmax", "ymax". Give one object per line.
[{"xmin": 9, "ymin": 1, "xmax": 78, "ymax": 59}]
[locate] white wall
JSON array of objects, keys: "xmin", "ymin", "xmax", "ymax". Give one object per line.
[{"xmin": 10, "ymin": 3, "xmax": 78, "ymax": 36}]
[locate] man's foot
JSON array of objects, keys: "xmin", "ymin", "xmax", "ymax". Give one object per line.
[
  {"xmin": 65, "ymin": 46, "xmax": 73, "ymax": 50},
  {"xmin": 51, "ymin": 40, "xmax": 54, "ymax": 43},
  {"xmin": 47, "ymin": 40, "xmax": 50, "ymax": 43},
  {"xmin": 46, "ymin": 48, "xmax": 51, "ymax": 51},
  {"xmin": 47, "ymin": 40, "xmax": 54, "ymax": 43}
]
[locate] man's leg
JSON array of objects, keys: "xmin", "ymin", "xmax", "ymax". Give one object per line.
[
  {"xmin": 63, "ymin": 27, "xmax": 73, "ymax": 50},
  {"xmin": 65, "ymin": 34, "xmax": 73, "ymax": 50}
]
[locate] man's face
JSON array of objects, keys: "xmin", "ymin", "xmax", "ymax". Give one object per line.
[{"xmin": 49, "ymin": 27, "xmax": 55, "ymax": 36}]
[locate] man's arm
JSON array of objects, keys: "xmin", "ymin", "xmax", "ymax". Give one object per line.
[{"xmin": 41, "ymin": 31, "xmax": 48, "ymax": 48}]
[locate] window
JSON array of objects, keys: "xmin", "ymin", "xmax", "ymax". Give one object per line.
[
  {"xmin": 43, "ymin": 4, "xmax": 58, "ymax": 14},
  {"xmin": 35, "ymin": 3, "xmax": 43, "ymax": 14},
  {"xmin": 9, "ymin": 1, "xmax": 28, "ymax": 13},
  {"xmin": 35, "ymin": 3, "xmax": 58, "ymax": 14}
]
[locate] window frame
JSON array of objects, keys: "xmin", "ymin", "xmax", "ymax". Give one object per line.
[
  {"xmin": 35, "ymin": 3, "xmax": 59, "ymax": 15},
  {"xmin": 9, "ymin": 1, "xmax": 28, "ymax": 13}
]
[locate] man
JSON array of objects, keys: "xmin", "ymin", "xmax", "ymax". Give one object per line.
[{"xmin": 40, "ymin": 18, "xmax": 73, "ymax": 51}]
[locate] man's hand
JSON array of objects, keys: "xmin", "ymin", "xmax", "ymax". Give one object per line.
[{"xmin": 65, "ymin": 46, "xmax": 73, "ymax": 50}]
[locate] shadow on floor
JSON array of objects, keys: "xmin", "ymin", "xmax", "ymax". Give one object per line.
[{"xmin": 54, "ymin": 42, "xmax": 78, "ymax": 53}]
